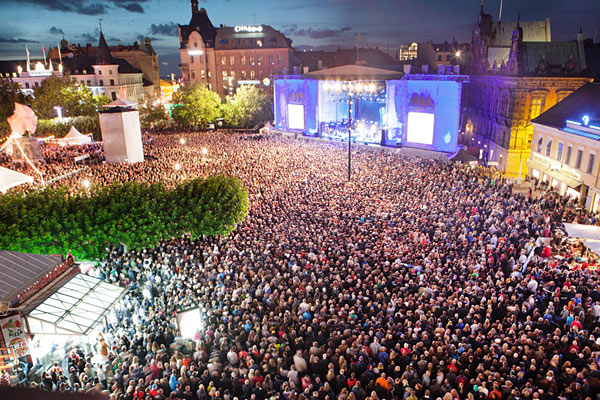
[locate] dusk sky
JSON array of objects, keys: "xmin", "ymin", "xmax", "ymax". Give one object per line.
[{"xmin": 1, "ymin": 0, "xmax": 599, "ymax": 75}]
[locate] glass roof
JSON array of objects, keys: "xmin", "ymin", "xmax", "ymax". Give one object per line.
[{"xmin": 27, "ymin": 274, "xmax": 126, "ymax": 335}]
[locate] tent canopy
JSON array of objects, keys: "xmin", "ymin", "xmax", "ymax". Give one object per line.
[
  {"xmin": 103, "ymin": 98, "xmax": 137, "ymax": 108},
  {"xmin": 302, "ymin": 65, "xmax": 404, "ymax": 81},
  {"xmin": 0, "ymin": 167, "xmax": 34, "ymax": 193},
  {"xmin": 59, "ymin": 126, "xmax": 92, "ymax": 146},
  {"xmin": 448, "ymin": 148, "xmax": 478, "ymax": 163},
  {"xmin": 563, "ymin": 223, "xmax": 600, "ymax": 241},
  {"xmin": 27, "ymin": 273, "xmax": 126, "ymax": 336}
]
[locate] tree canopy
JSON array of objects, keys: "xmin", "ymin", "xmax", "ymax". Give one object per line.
[
  {"xmin": 171, "ymin": 84, "xmax": 222, "ymax": 128},
  {"xmin": 0, "ymin": 175, "xmax": 248, "ymax": 260},
  {"xmin": 31, "ymin": 75, "xmax": 110, "ymax": 119},
  {"xmin": 222, "ymin": 85, "xmax": 273, "ymax": 128}
]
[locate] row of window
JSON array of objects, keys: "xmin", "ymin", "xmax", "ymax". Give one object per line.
[
  {"xmin": 536, "ymin": 137, "xmax": 596, "ymax": 174},
  {"xmin": 220, "ymin": 54, "xmax": 283, "ymax": 66},
  {"xmin": 221, "ymin": 70, "xmax": 266, "ymax": 80}
]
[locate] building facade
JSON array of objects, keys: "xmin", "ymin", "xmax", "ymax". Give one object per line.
[
  {"xmin": 528, "ymin": 83, "xmax": 600, "ymax": 211},
  {"xmin": 461, "ymin": 5, "xmax": 592, "ymax": 177},
  {"xmin": 178, "ymin": 1, "xmax": 292, "ymax": 97},
  {"xmin": 0, "ymin": 33, "xmax": 145, "ymax": 105}
]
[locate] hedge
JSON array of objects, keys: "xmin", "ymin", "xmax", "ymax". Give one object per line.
[{"xmin": 0, "ymin": 175, "xmax": 249, "ymax": 260}]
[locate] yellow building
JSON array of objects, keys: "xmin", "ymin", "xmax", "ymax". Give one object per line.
[{"xmin": 160, "ymin": 79, "xmax": 177, "ymax": 102}]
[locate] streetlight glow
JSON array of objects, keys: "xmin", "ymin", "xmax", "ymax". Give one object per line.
[{"xmin": 455, "ymin": 51, "xmax": 461, "ymax": 58}]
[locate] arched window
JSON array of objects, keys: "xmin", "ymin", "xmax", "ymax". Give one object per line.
[
  {"xmin": 536, "ymin": 137, "xmax": 543, "ymax": 153},
  {"xmin": 546, "ymin": 140, "xmax": 552, "ymax": 156}
]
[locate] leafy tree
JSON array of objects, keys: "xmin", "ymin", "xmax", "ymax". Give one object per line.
[
  {"xmin": 138, "ymin": 99, "xmax": 167, "ymax": 129},
  {"xmin": 0, "ymin": 78, "xmax": 32, "ymax": 137},
  {"xmin": 32, "ymin": 75, "xmax": 109, "ymax": 119},
  {"xmin": 171, "ymin": 83, "xmax": 222, "ymax": 128},
  {"xmin": 0, "ymin": 175, "xmax": 248, "ymax": 260},
  {"xmin": 222, "ymin": 85, "xmax": 272, "ymax": 128}
]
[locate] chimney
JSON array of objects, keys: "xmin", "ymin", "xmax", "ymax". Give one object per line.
[{"xmin": 403, "ymin": 64, "xmax": 412, "ymax": 74}]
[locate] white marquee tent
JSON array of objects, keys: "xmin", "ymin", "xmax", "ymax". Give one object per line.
[
  {"xmin": 59, "ymin": 126, "xmax": 92, "ymax": 146},
  {"xmin": 563, "ymin": 223, "xmax": 600, "ymax": 257},
  {"xmin": 0, "ymin": 166, "xmax": 34, "ymax": 193}
]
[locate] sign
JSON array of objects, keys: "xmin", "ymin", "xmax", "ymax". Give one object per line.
[
  {"xmin": 17, "ymin": 259, "xmax": 71, "ymax": 304},
  {"xmin": 531, "ymin": 152, "xmax": 581, "ymax": 181},
  {"xmin": 1, "ymin": 316, "xmax": 29, "ymax": 357},
  {"xmin": 237, "ymin": 80, "xmax": 260, "ymax": 85},
  {"xmin": 234, "ymin": 25, "xmax": 263, "ymax": 33}
]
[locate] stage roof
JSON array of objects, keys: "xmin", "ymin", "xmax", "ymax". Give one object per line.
[
  {"xmin": 0, "ymin": 166, "xmax": 34, "ymax": 193},
  {"xmin": 0, "ymin": 250, "xmax": 63, "ymax": 304},
  {"xmin": 302, "ymin": 65, "xmax": 404, "ymax": 81}
]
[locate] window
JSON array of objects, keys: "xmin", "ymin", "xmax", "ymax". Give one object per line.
[
  {"xmin": 208, "ymin": 70, "xmax": 212, "ymax": 78},
  {"xmin": 241, "ymin": 56, "xmax": 246, "ymax": 66},
  {"xmin": 565, "ymin": 146, "xmax": 572, "ymax": 165},
  {"xmin": 230, "ymin": 70, "xmax": 235, "ymax": 79},
  {"xmin": 278, "ymin": 54, "xmax": 283, "ymax": 65},
  {"xmin": 536, "ymin": 137, "xmax": 543, "ymax": 153},
  {"xmin": 190, "ymin": 56, "xmax": 194, "ymax": 64},
  {"xmin": 110, "ymin": 79, "xmax": 115, "ymax": 86},
  {"xmin": 230, "ymin": 56, "xmax": 235, "ymax": 65},
  {"xmin": 241, "ymin": 70, "xmax": 246, "ymax": 79},
  {"xmin": 575, "ymin": 149, "xmax": 583, "ymax": 169},
  {"xmin": 111, "ymin": 92, "xmax": 116, "ymax": 100},
  {"xmin": 201, "ymin": 70, "xmax": 205, "ymax": 78},
  {"xmin": 587, "ymin": 153, "xmax": 596, "ymax": 174},
  {"xmin": 25, "ymin": 82, "xmax": 30, "ymax": 88},
  {"xmin": 257, "ymin": 39, "xmax": 263, "ymax": 47},
  {"xmin": 250, "ymin": 70, "xmax": 255, "ymax": 79},
  {"xmin": 194, "ymin": 42, "xmax": 197, "ymax": 48},
  {"xmin": 257, "ymin": 56, "xmax": 262, "ymax": 66},
  {"xmin": 98, "ymin": 70, "xmax": 102, "ymax": 75},
  {"xmin": 438, "ymin": 55, "xmax": 442, "ymax": 61},
  {"xmin": 530, "ymin": 97, "xmax": 544, "ymax": 119},
  {"xmin": 109, "ymin": 70, "xmax": 113, "ymax": 75},
  {"xmin": 221, "ymin": 56, "xmax": 226, "ymax": 66},
  {"xmin": 269, "ymin": 55, "xmax": 274, "ymax": 65},
  {"xmin": 259, "ymin": 69, "xmax": 264, "ymax": 78},
  {"xmin": 250, "ymin": 56, "xmax": 255, "ymax": 66},
  {"xmin": 99, "ymin": 79, "xmax": 104, "ymax": 86},
  {"xmin": 556, "ymin": 143, "xmax": 563, "ymax": 161},
  {"xmin": 191, "ymin": 70, "xmax": 196, "ymax": 80},
  {"xmin": 545, "ymin": 140, "xmax": 552, "ymax": 156}
]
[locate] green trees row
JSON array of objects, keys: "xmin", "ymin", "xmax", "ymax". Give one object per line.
[
  {"xmin": 171, "ymin": 84, "xmax": 272, "ymax": 129},
  {"xmin": 0, "ymin": 175, "xmax": 248, "ymax": 260}
]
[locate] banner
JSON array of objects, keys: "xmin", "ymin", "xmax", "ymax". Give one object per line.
[{"xmin": 1, "ymin": 315, "xmax": 30, "ymax": 357}]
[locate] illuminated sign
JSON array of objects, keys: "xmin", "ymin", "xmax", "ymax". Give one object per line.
[
  {"xmin": 238, "ymin": 80, "xmax": 260, "ymax": 85},
  {"xmin": 234, "ymin": 25, "xmax": 263, "ymax": 33},
  {"xmin": 288, "ymin": 104, "xmax": 305, "ymax": 130},
  {"xmin": 188, "ymin": 50, "xmax": 203, "ymax": 56},
  {"xmin": 407, "ymin": 112, "xmax": 434, "ymax": 145},
  {"xmin": 262, "ymin": 78, "xmax": 271, "ymax": 86},
  {"xmin": 531, "ymin": 152, "xmax": 581, "ymax": 181},
  {"xmin": 582, "ymin": 115, "xmax": 590, "ymax": 126}
]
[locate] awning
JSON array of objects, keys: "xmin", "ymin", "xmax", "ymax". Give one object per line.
[
  {"xmin": 0, "ymin": 167, "xmax": 34, "ymax": 193},
  {"xmin": 27, "ymin": 274, "xmax": 126, "ymax": 336},
  {"xmin": 0, "ymin": 250, "xmax": 63, "ymax": 305},
  {"xmin": 584, "ymin": 241, "xmax": 600, "ymax": 258},
  {"xmin": 564, "ymin": 223, "xmax": 600, "ymax": 240}
]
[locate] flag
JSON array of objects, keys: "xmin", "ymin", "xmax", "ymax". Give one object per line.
[{"xmin": 358, "ymin": 33, "xmax": 363, "ymax": 40}]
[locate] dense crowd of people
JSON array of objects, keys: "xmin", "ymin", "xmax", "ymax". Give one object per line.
[{"xmin": 4, "ymin": 132, "xmax": 600, "ymax": 400}]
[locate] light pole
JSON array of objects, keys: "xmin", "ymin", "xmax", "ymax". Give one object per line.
[{"xmin": 347, "ymin": 91, "xmax": 353, "ymax": 181}]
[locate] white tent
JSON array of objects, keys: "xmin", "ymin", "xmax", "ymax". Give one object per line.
[
  {"xmin": 103, "ymin": 98, "xmax": 137, "ymax": 108},
  {"xmin": 0, "ymin": 166, "xmax": 34, "ymax": 193},
  {"xmin": 59, "ymin": 126, "xmax": 92, "ymax": 146},
  {"xmin": 563, "ymin": 223, "xmax": 600, "ymax": 241}
]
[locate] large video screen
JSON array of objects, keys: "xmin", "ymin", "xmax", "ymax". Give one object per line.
[
  {"xmin": 406, "ymin": 112, "xmax": 434, "ymax": 145},
  {"xmin": 288, "ymin": 104, "xmax": 305, "ymax": 130},
  {"xmin": 176, "ymin": 308, "xmax": 202, "ymax": 340}
]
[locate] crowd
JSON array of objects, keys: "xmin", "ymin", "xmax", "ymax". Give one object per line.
[{"xmin": 4, "ymin": 132, "xmax": 600, "ymax": 400}]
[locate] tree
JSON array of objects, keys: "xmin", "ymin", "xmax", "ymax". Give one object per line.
[
  {"xmin": 0, "ymin": 175, "xmax": 248, "ymax": 260},
  {"xmin": 0, "ymin": 78, "xmax": 32, "ymax": 137},
  {"xmin": 171, "ymin": 83, "xmax": 222, "ymax": 128},
  {"xmin": 138, "ymin": 99, "xmax": 167, "ymax": 129},
  {"xmin": 222, "ymin": 85, "xmax": 272, "ymax": 128},
  {"xmin": 32, "ymin": 75, "xmax": 109, "ymax": 119}
]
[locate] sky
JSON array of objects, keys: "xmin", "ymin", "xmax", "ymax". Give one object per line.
[{"xmin": 1, "ymin": 0, "xmax": 599, "ymax": 75}]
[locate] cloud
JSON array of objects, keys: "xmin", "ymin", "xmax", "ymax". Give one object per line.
[
  {"xmin": 284, "ymin": 25, "xmax": 353, "ymax": 40},
  {"xmin": 148, "ymin": 22, "xmax": 178, "ymax": 37},
  {"xmin": 137, "ymin": 34, "xmax": 162, "ymax": 42},
  {"xmin": 48, "ymin": 26, "xmax": 64, "ymax": 35},
  {"xmin": 0, "ymin": 36, "xmax": 40, "ymax": 43},
  {"xmin": 13, "ymin": 0, "xmax": 150, "ymax": 16}
]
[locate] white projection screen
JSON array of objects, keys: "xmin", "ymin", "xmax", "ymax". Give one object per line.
[
  {"xmin": 406, "ymin": 112, "xmax": 434, "ymax": 145},
  {"xmin": 288, "ymin": 104, "xmax": 305, "ymax": 130}
]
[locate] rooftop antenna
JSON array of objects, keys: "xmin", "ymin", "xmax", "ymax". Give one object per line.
[
  {"xmin": 499, "ymin": 0, "xmax": 503, "ymax": 21},
  {"xmin": 99, "ymin": 18, "xmax": 103, "ymax": 32}
]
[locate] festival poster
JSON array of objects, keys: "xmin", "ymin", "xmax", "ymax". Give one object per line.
[{"xmin": 1, "ymin": 315, "xmax": 30, "ymax": 357}]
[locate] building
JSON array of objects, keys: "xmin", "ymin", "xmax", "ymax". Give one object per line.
[
  {"xmin": 416, "ymin": 41, "xmax": 469, "ymax": 71},
  {"xmin": 0, "ymin": 33, "xmax": 145, "ymax": 104},
  {"xmin": 49, "ymin": 37, "xmax": 160, "ymax": 99},
  {"xmin": 528, "ymin": 83, "xmax": 600, "ymax": 210},
  {"xmin": 398, "ymin": 43, "xmax": 418, "ymax": 61},
  {"xmin": 294, "ymin": 47, "xmax": 398, "ymax": 74},
  {"xmin": 461, "ymin": 5, "xmax": 592, "ymax": 177},
  {"xmin": 179, "ymin": 1, "xmax": 293, "ymax": 97}
]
